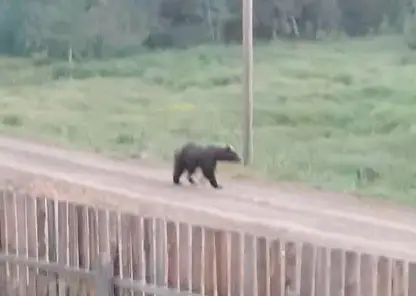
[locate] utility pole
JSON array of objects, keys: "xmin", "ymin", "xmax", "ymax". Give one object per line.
[{"xmin": 242, "ymin": 0, "xmax": 254, "ymax": 166}]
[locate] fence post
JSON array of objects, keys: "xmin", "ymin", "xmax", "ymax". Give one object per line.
[{"xmin": 95, "ymin": 252, "xmax": 114, "ymax": 296}]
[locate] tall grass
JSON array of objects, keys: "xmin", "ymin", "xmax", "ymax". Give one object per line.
[{"xmin": 1, "ymin": 35, "xmax": 416, "ymax": 203}]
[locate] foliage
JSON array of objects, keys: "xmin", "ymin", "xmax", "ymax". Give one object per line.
[
  {"xmin": 0, "ymin": 0, "xmax": 410, "ymax": 59},
  {"xmin": 1, "ymin": 36, "xmax": 416, "ymax": 203},
  {"xmin": 404, "ymin": 3, "xmax": 416, "ymax": 49}
]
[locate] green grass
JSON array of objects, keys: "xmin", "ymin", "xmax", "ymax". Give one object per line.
[{"xmin": 1, "ymin": 35, "xmax": 416, "ymax": 203}]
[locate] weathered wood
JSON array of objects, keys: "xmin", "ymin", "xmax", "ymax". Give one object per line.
[
  {"xmin": 0, "ymin": 190, "xmax": 7, "ymax": 294},
  {"xmin": 330, "ymin": 248, "xmax": 346, "ymax": 296},
  {"xmin": 300, "ymin": 243, "xmax": 316, "ymax": 296},
  {"xmin": 94, "ymin": 252, "xmax": 113, "ymax": 296},
  {"xmin": 379, "ymin": 257, "xmax": 393, "ymax": 296},
  {"xmin": 280, "ymin": 240, "xmax": 287, "ymax": 296},
  {"xmin": 345, "ymin": 251, "xmax": 360, "ymax": 296},
  {"xmin": 1, "ymin": 190, "xmax": 416, "ymax": 296},
  {"xmin": 187, "ymin": 224, "xmax": 193, "ymax": 293},
  {"xmin": 57, "ymin": 201, "xmax": 68, "ymax": 296},
  {"xmin": 315, "ymin": 247, "xmax": 331, "ymax": 296},
  {"xmin": 0, "ymin": 253, "xmax": 92, "ymax": 277}
]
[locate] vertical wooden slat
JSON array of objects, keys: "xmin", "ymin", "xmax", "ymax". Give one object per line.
[
  {"xmin": 252, "ymin": 237, "xmax": 258, "ymax": 296},
  {"xmin": 68, "ymin": 203, "xmax": 80, "ymax": 296},
  {"xmin": 0, "ymin": 190, "xmax": 7, "ymax": 293},
  {"xmin": 21, "ymin": 193, "xmax": 29, "ymax": 295},
  {"xmin": 323, "ymin": 248, "xmax": 331, "ymax": 296},
  {"xmin": 152, "ymin": 218, "xmax": 159, "ymax": 288},
  {"xmin": 255, "ymin": 237, "xmax": 266, "ymax": 296},
  {"xmin": 361, "ymin": 254, "xmax": 375, "ymax": 296},
  {"xmin": 311, "ymin": 245, "xmax": 317, "ymax": 296},
  {"xmin": 91, "ymin": 207, "xmax": 100, "ymax": 296},
  {"xmin": 117, "ymin": 212, "xmax": 123, "ymax": 280},
  {"xmin": 155, "ymin": 218, "xmax": 166, "ymax": 288},
  {"xmin": 300, "ymin": 243, "xmax": 316, "ymax": 296},
  {"xmin": 280, "ymin": 241, "xmax": 287, "ymax": 296},
  {"xmin": 203, "ymin": 228, "xmax": 214, "ymax": 296},
  {"xmin": 120, "ymin": 213, "xmax": 132, "ymax": 295},
  {"xmin": 187, "ymin": 225, "xmax": 193, "ymax": 293},
  {"xmin": 229, "ymin": 232, "xmax": 241, "ymax": 296},
  {"xmin": 97, "ymin": 208, "xmax": 108, "ymax": 254},
  {"xmin": 371, "ymin": 255, "xmax": 379, "ymax": 296},
  {"xmin": 315, "ymin": 247, "xmax": 331, "ymax": 296},
  {"xmin": 12, "ymin": 191, "xmax": 20, "ymax": 295},
  {"xmin": 393, "ymin": 261, "xmax": 400, "ymax": 296},
  {"xmin": 47, "ymin": 198, "xmax": 57, "ymax": 296},
  {"xmin": 215, "ymin": 230, "xmax": 227, "ymax": 296},
  {"xmin": 88, "ymin": 207, "xmax": 99, "ymax": 276},
  {"xmin": 163, "ymin": 220, "xmax": 169, "ymax": 289},
  {"xmin": 139, "ymin": 217, "xmax": 146, "ymax": 292},
  {"xmin": 129, "ymin": 215, "xmax": 140, "ymax": 296},
  {"xmin": 14, "ymin": 191, "xmax": 27, "ymax": 296},
  {"xmin": 126, "ymin": 214, "xmax": 134, "ymax": 296},
  {"xmin": 295, "ymin": 243, "xmax": 303, "ymax": 295},
  {"xmin": 175, "ymin": 222, "xmax": 181, "ymax": 292},
  {"xmin": 239, "ymin": 232, "xmax": 245, "ymax": 296},
  {"xmin": 284, "ymin": 242, "xmax": 296, "ymax": 294},
  {"xmin": 269, "ymin": 240, "xmax": 279, "ymax": 296},
  {"xmin": 191, "ymin": 226, "xmax": 202, "ymax": 294},
  {"xmin": 340, "ymin": 250, "xmax": 346, "ymax": 296},
  {"xmin": 25, "ymin": 195, "xmax": 36, "ymax": 296},
  {"xmin": 36, "ymin": 197, "xmax": 46, "ymax": 296},
  {"xmin": 242, "ymin": 234, "xmax": 254, "ymax": 296},
  {"xmin": 345, "ymin": 251, "xmax": 360, "ymax": 296},
  {"xmin": 57, "ymin": 201, "xmax": 68, "ymax": 296},
  {"xmin": 226, "ymin": 232, "xmax": 232, "ymax": 296},
  {"xmin": 78, "ymin": 204, "xmax": 90, "ymax": 296},
  {"xmin": 402, "ymin": 261, "xmax": 409, "ymax": 296},
  {"xmin": 265, "ymin": 239, "xmax": 271, "ymax": 296},
  {"xmin": 201, "ymin": 227, "xmax": 206, "ymax": 296},
  {"xmin": 78, "ymin": 205, "xmax": 90, "ymax": 269},
  {"xmin": 3, "ymin": 190, "xmax": 12, "ymax": 295},
  {"xmin": 330, "ymin": 249, "xmax": 346, "ymax": 296},
  {"xmin": 379, "ymin": 257, "xmax": 393, "ymax": 296},
  {"xmin": 408, "ymin": 263, "xmax": 416, "ymax": 296},
  {"xmin": 212, "ymin": 230, "xmax": 218, "ymax": 296}
]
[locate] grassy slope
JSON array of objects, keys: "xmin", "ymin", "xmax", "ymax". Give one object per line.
[{"xmin": 1, "ymin": 35, "xmax": 416, "ymax": 203}]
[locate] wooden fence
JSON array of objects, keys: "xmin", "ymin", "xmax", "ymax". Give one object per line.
[{"xmin": 0, "ymin": 172, "xmax": 415, "ymax": 296}]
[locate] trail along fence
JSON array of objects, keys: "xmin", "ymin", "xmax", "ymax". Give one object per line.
[{"xmin": 0, "ymin": 171, "xmax": 415, "ymax": 296}]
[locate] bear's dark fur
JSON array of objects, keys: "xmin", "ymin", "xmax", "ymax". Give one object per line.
[{"xmin": 173, "ymin": 142, "xmax": 241, "ymax": 189}]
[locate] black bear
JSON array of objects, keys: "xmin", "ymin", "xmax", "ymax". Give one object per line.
[{"xmin": 173, "ymin": 142, "xmax": 241, "ymax": 189}]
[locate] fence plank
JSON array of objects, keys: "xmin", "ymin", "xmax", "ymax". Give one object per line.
[
  {"xmin": 6, "ymin": 190, "xmax": 18, "ymax": 296},
  {"xmin": 94, "ymin": 252, "xmax": 114, "ymax": 296},
  {"xmin": 68, "ymin": 202, "xmax": 81, "ymax": 296},
  {"xmin": 0, "ymin": 190, "xmax": 7, "ymax": 294},
  {"xmin": 191, "ymin": 226, "xmax": 202, "ymax": 295},
  {"xmin": 379, "ymin": 257, "xmax": 393, "ymax": 296},
  {"xmin": 187, "ymin": 224, "xmax": 193, "ymax": 294},
  {"xmin": 331, "ymin": 249, "xmax": 346, "ymax": 296},
  {"xmin": 2, "ymin": 193, "xmax": 416, "ymax": 296},
  {"xmin": 300, "ymin": 243, "xmax": 316, "ymax": 296},
  {"xmin": 345, "ymin": 251, "xmax": 360, "ymax": 296},
  {"xmin": 315, "ymin": 247, "xmax": 331, "ymax": 296}
]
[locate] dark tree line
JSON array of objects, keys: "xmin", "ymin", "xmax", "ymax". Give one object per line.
[{"xmin": 0, "ymin": 0, "xmax": 414, "ymax": 60}]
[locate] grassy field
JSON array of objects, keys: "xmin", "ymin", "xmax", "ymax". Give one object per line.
[{"xmin": 0, "ymin": 35, "xmax": 416, "ymax": 203}]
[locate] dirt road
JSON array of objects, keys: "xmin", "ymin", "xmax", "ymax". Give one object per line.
[{"xmin": 0, "ymin": 135, "xmax": 416, "ymax": 261}]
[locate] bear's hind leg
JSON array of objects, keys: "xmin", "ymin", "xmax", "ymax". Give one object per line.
[
  {"xmin": 173, "ymin": 161, "xmax": 185, "ymax": 185},
  {"xmin": 202, "ymin": 167, "xmax": 222, "ymax": 189},
  {"xmin": 187, "ymin": 166, "xmax": 197, "ymax": 185}
]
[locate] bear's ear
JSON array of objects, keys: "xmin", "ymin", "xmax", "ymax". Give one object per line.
[{"xmin": 226, "ymin": 144, "xmax": 236, "ymax": 152}]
